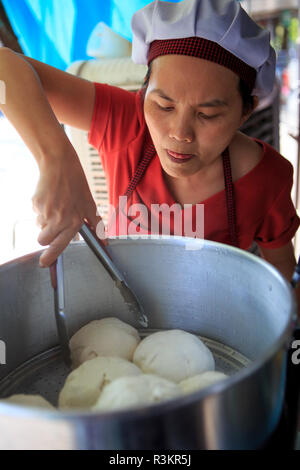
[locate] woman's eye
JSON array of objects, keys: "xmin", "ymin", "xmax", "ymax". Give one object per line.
[
  {"xmin": 156, "ymin": 103, "xmax": 219, "ymax": 119},
  {"xmin": 156, "ymin": 103, "xmax": 173, "ymax": 112},
  {"xmin": 198, "ymin": 113, "xmax": 219, "ymax": 120}
]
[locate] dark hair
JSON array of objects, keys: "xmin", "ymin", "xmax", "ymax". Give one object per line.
[
  {"xmin": 141, "ymin": 62, "xmax": 255, "ymax": 116},
  {"xmin": 238, "ymin": 79, "xmax": 255, "ymax": 115}
]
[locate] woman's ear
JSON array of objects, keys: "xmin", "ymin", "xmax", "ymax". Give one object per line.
[
  {"xmin": 240, "ymin": 95, "xmax": 259, "ymax": 127},
  {"xmin": 252, "ymin": 96, "xmax": 259, "ymax": 111}
]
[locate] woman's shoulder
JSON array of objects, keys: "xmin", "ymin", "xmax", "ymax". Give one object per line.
[
  {"xmin": 230, "ymin": 131, "xmax": 293, "ymax": 183},
  {"xmin": 89, "ymin": 83, "xmax": 146, "ymax": 153}
]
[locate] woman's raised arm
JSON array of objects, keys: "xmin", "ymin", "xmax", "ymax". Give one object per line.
[
  {"xmin": 14, "ymin": 50, "xmax": 96, "ymax": 131},
  {"xmin": 0, "ymin": 47, "xmax": 101, "ymax": 267}
]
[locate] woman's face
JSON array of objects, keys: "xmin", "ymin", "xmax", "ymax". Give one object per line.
[{"xmin": 143, "ymin": 55, "xmax": 252, "ymax": 179}]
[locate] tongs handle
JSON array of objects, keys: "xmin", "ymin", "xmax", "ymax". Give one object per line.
[
  {"xmin": 50, "ymin": 255, "xmax": 71, "ymax": 367},
  {"xmin": 79, "ymin": 222, "xmax": 126, "ymax": 285}
]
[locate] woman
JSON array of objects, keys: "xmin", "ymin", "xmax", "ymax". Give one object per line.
[{"xmin": 0, "ymin": 0, "xmax": 299, "ymax": 295}]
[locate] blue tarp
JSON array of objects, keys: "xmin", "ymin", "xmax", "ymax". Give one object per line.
[{"xmin": 2, "ymin": 0, "xmax": 180, "ymax": 70}]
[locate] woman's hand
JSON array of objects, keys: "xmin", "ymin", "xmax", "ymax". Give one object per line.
[
  {"xmin": 259, "ymin": 242, "xmax": 300, "ymax": 319},
  {"xmin": 32, "ymin": 150, "xmax": 102, "ymax": 267}
]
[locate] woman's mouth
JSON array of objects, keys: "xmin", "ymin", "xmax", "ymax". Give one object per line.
[{"xmin": 166, "ymin": 149, "xmax": 195, "ymax": 164}]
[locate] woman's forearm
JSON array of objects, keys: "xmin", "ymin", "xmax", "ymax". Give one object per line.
[{"xmin": 0, "ymin": 47, "xmax": 73, "ymax": 167}]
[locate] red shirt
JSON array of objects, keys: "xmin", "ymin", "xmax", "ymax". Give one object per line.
[{"xmin": 88, "ymin": 82, "xmax": 300, "ymax": 250}]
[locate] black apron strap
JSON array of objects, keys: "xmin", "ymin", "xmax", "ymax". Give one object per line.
[
  {"xmin": 124, "ymin": 130, "xmax": 156, "ymax": 198},
  {"xmin": 222, "ymin": 147, "xmax": 239, "ymax": 247}
]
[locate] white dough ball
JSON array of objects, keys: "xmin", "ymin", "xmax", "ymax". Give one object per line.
[
  {"xmin": 59, "ymin": 356, "xmax": 142, "ymax": 409},
  {"xmin": 1, "ymin": 394, "xmax": 55, "ymax": 409},
  {"xmin": 93, "ymin": 374, "xmax": 181, "ymax": 412},
  {"xmin": 180, "ymin": 371, "xmax": 228, "ymax": 394},
  {"xmin": 70, "ymin": 317, "xmax": 141, "ymax": 367},
  {"xmin": 133, "ymin": 330, "xmax": 215, "ymax": 383}
]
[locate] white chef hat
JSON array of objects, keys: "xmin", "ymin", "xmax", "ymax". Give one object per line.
[{"xmin": 131, "ymin": 0, "xmax": 276, "ymax": 97}]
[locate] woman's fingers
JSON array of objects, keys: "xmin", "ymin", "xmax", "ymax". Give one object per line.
[
  {"xmin": 37, "ymin": 208, "xmax": 106, "ymax": 267},
  {"xmin": 37, "ymin": 215, "xmax": 82, "ymax": 247},
  {"xmin": 36, "ymin": 214, "xmax": 46, "ymax": 228},
  {"xmin": 38, "ymin": 225, "xmax": 81, "ymax": 267},
  {"xmin": 37, "ymin": 214, "xmax": 82, "ymax": 267},
  {"xmin": 30, "ymin": 149, "xmax": 108, "ymax": 267}
]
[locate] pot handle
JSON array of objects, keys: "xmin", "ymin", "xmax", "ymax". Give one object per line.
[
  {"xmin": 290, "ymin": 255, "xmax": 300, "ymax": 354},
  {"xmin": 291, "ymin": 255, "xmax": 300, "ymax": 290}
]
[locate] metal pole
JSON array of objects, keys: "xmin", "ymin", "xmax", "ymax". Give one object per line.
[{"xmin": 0, "ymin": 0, "xmax": 23, "ymax": 52}]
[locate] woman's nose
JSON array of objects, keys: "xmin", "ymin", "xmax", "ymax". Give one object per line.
[{"xmin": 168, "ymin": 116, "xmax": 194, "ymax": 143}]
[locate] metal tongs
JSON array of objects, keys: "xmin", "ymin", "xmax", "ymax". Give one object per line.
[
  {"xmin": 50, "ymin": 222, "xmax": 148, "ymax": 366},
  {"xmin": 80, "ymin": 222, "xmax": 148, "ymax": 328},
  {"xmin": 50, "ymin": 254, "xmax": 71, "ymax": 367}
]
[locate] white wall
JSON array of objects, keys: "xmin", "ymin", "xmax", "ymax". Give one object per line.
[{"xmin": 242, "ymin": 0, "xmax": 298, "ymax": 15}]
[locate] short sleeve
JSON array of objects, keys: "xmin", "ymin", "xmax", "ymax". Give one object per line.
[
  {"xmin": 88, "ymin": 82, "xmax": 141, "ymax": 155},
  {"xmin": 88, "ymin": 83, "xmax": 112, "ymax": 152},
  {"xmin": 255, "ymin": 166, "xmax": 300, "ymax": 249}
]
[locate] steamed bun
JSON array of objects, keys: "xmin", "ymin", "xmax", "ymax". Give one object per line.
[
  {"xmin": 70, "ymin": 317, "xmax": 141, "ymax": 367},
  {"xmin": 180, "ymin": 371, "xmax": 228, "ymax": 394},
  {"xmin": 59, "ymin": 356, "xmax": 142, "ymax": 409},
  {"xmin": 1, "ymin": 394, "xmax": 55, "ymax": 409},
  {"xmin": 133, "ymin": 330, "xmax": 215, "ymax": 383},
  {"xmin": 93, "ymin": 374, "xmax": 181, "ymax": 412}
]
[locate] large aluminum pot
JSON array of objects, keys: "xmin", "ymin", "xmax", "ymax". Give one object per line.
[{"xmin": 0, "ymin": 237, "xmax": 297, "ymax": 450}]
